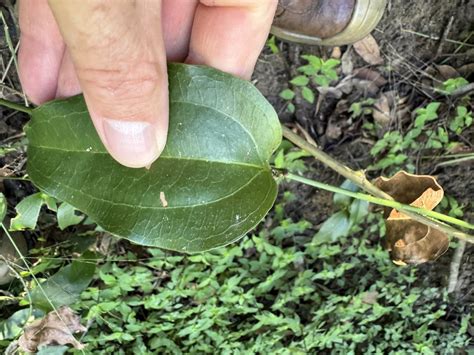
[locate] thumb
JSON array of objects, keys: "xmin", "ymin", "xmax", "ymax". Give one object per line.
[{"xmin": 48, "ymin": 0, "xmax": 168, "ymax": 168}]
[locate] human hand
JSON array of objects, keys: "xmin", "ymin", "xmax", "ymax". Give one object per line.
[{"xmin": 18, "ymin": 0, "xmax": 277, "ymax": 168}]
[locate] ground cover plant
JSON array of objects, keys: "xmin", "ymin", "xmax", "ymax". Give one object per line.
[{"xmin": 1, "ymin": 1, "xmax": 473, "ymax": 353}]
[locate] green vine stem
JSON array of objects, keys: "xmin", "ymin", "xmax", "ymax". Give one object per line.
[
  {"xmin": 281, "ymin": 125, "xmax": 474, "ymax": 244},
  {"xmin": 0, "ymin": 98, "xmax": 32, "ymax": 115},
  {"xmin": 286, "ymin": 173, "xmax": 474, "ymax": 236}
]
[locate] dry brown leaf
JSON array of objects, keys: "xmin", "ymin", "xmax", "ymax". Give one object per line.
[
  {"xmin": 373, "ymin": 171, "xmax": 449, "ymax": 265},
  {"xmin": 389, "ymin": 187, "xmax": 443, "ymax": 220},
  {"xmin": 372, "ymin": 94, "xmax": 391, "ymax": 127},
  {"xmin": 0, "ymin": 231, "xmax": 27, "ymax": 285},
  {"xmin": 18, "ymin": 306, "xmax": 86, "ymax": 353},
  {"xmin": 435, "ymin": 65, "xmax": 460, "ymax": 80},
  {"xmin": 341, "ymin": 49, "xmax": 354, "ymax": 76},
  {"xmin": 351, "ymin": 79, "xmax": 380, "ymax": 96},
  {"xmin": 385, "ymin": 220, "xmax": 449, "ymax": 265},
  {"xmin": 362, "ymin": 291, "xmax": 379, "ymax": 305},
  {"xmin": 458, "ymin": 63, "xmax": 474, "ymax": 78},
  {"xmin": 353, "ymin": 35, "xmax": 384, "ymax": 65},
  {"xmin": 325, "ymin": 121, "xmax": 343, "ymax": 140},
  {"xmin": 331, "ymin": 46, "xmax": 342, "ymax": 59},
  {"xmin": 354, "ymin": 68, "xmax": 387, "ymax": 87}
]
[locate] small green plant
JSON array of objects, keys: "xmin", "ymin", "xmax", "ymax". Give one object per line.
[
  {"xmin": 280, "ymin": 55, "xmax": 340, "ymax": 112},
  {"xmin": 438, "ymin": 77, "xmax": 469, "ymax": 95},
  {"xmin": 266, "ymin": 35, "xmax": 279, "ymax": 54},
  {"xmin": 272, "ymin": 140, "xmax": 311, "ymax": 174},
  {"xmin": 449, "ymin": 106, "xmax": 473, "ymax": 134},
  {"xmin": 369, "ymin": 102, "xmax": 471, "ymax": 171},
  {"xmin": 350, "ymin": 98, "xmax": 377, "ymax": 119},
  {"xmin": 2, "ymin": 190, "xmax": 467, "ymax": 354}
]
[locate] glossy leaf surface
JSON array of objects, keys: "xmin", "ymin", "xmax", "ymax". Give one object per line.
[{"xmin": 26, "ymin": 64, "xmax": 281, "ymax": 252}]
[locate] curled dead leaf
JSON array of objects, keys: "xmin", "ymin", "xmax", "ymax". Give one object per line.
[
  {"xmin": 18, "ymin": 306, "xmax": 86, "ymax": 353},
  {"xmin": 374, "ymin": 171, "xmax": 449, "ymax": 265}
]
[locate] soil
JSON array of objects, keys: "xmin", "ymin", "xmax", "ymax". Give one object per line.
[{"xmin": 1, "ymin": 0, "xmax": 473, "ymax": 338}]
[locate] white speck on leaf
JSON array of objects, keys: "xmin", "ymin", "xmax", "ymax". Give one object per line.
[{"xmin": 160, "ymin": 191, "xmax": 168, "ymax": 208}]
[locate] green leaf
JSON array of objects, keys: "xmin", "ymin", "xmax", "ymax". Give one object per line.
[
  {"xmin": 0, "ymin": 308, "xmax": 38, "ymax": 340},
  {"xmin": 301, "ymin": 87, "xmax": 315, "ymax": 104},
  {"xmin": 37, "ymin": 345, "xmax": 69, "ymax": 355},
  {"xmin": 322, "ymin": 59, "xmax": 341, "ymax": 70},
  {"xmin": 266, "ymin": 35, "xmax": 279, "ymax": 54},
  {"xmin": 280, "ymin": 88, "xmax": 295, "ymax": 100},
  {"xmin": 10, "ymin": 193, "xmax": 44, "ymax": 231},
  {"xmin": 57, "ymin": 202, "xmax": 84, "ymax": 230},
  {"xmin": 297, "ymin": 65, "xmax": 317, "ymax": 76},
  {"xmin": 333, "ymin": 180, "xmax": 358, "ymax": 208},
  {"xmin": 301, "ymin": 55, "xmax": 322, "ymax": 71},
  {"xmin": 0, "ymin": 193, "xmax": 6, "ymax": 224},
  {"xmin": 30, "ymin": 251, "xmax": 96, "ymax": 311},
  {"xmin": 415, "ymin": 102, "xmax": 440, "ymax": 128},
  {"xmin": 290, "ymin": 75, "xmax": 309, "ymax": 87},
  {"xmin": 457, "ymin": 106, "xmax": 468, "ymax": 117},
  {"xmin": 349, "ymin": 199, "xmax": 369, "ymax": 225},
  {"xmin": 314, "ymin": 75, "xmax": 331, "ymax": 87},
  {"xmin": 26, "ymin": 64, "xmax": 281, "ymax": 252},
  {"xmin": 313, "ymin": 211, "xmax": 351, "ymax": 245}
]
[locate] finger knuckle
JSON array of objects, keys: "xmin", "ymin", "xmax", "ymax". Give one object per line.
[{"xmin": 77, "ymin": 61, "xmax": 163, "ymax": 104}]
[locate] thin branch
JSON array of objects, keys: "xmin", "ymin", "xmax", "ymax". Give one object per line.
[
  {"xmin": 281, "ymin": 125, "xmax": 474, "ymax": 243},
  {"xmin": 0, "ymin": 98, "xmax": 33, "ymax": 115},
  {"xmin": 448, "ymin": 240, "xmax": 467, "ymax": 294}
]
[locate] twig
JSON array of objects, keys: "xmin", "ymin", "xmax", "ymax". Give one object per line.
[
  {"xmin": 0, "ymin": 11, "xmax": 28, "ymax": 107},
  {"xmin": 448, "ymin": 240, "xmax": 467, "ymax": 294},
  {"xmin": 281, "ymin": 125, "xmax": 474, "ymax": 243},
  {"xmin": 0, "ymin": 98, "xmax": 33, "ymax": 114},
  {"xmin": 435, "ymin": 16, "xmax": 454, "ymax": 58},
  {"xmin": 448, "ymin": 82, "xmax": 474, "ymax": 98},
  {"xmin": 0, "ymin": 40, "xmax": 18, "ymax": 83},
  {"xmin": 401, "ymin": 28, "xmax": 474, "ymax": 48},
  {"xmin": 435, "ymin": 155, "xmax": 474, "ymax": 169}
]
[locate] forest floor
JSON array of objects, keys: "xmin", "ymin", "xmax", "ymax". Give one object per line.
[
  {"xmin": 253, "ymin": 0, "xmax": 474, "ymax": 305},
  {"xmin": 0, "ymin": 0, "xmax": 473, "ymax": 353}
]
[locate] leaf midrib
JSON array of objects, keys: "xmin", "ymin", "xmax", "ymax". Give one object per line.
[
  {"xmin": 31, "ymin": 145, "xmax": 265, "ymax": 170},
  {"xmin": 29, "ymin": 159, "xmax": 270, "ymax": 210}
]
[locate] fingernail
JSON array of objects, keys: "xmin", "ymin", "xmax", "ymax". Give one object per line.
[{"xmin": 102, "ymin": 119, "xmax": 160, "ymax": 168}]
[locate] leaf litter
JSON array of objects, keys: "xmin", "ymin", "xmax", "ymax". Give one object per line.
[
  {"xmin": 374, "ymin": 171, "xmax": 449, "ymax": 265},
  {"xmin": 18, "ymin": 306, "xmax": 86, "ymax": 353}
]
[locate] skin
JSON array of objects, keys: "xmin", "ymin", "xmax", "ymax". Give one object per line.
[{"xmin": 19, "ymin": 0, "xmax": 278, "ymax": 168}]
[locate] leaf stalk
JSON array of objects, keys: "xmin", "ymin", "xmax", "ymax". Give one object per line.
[{"xmin": 0, "ymin": 98, "xmax": 32, "ymax": 115}]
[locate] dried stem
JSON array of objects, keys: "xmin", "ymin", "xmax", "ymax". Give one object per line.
[{"xmin": 448, "ymin": 240, "xmax": 467, "ymax": 294}]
